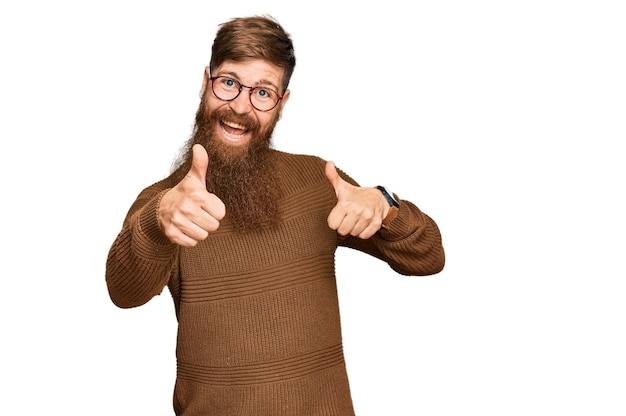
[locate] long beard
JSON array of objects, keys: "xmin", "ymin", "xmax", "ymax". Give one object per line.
[{"xmin": 190, "ymin": 103, "xmax": 282, "ymax": 231}]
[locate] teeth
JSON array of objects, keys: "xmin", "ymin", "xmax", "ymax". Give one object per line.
[
  {"xmin": 224, "ymin": 130, "xmax": 244, "ymax": 140},
  {"xmin": 223, "ymin": 120, "xmax": 245, "ymax": 130},
  {"xmin": 221, "ymin": 120, "xmax": 246, "ymax": 141}
]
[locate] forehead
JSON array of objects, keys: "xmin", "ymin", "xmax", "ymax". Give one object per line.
[{"xmin": 213, "ymin": 59, "xmax": 284, "ymax": 88}]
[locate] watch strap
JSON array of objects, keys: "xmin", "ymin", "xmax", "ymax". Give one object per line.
[
  {"xmin": 381, "ymin": 205, "xmax": 399, "ymax": 228},
  {"xmin": 376, "ymin": 186, "xmax": 400, "ymax": 208},
  {"xmin": 376, "ymin": 186, "xmax": 400, "ymax": 228}
]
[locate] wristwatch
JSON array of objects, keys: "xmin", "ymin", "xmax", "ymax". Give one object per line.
[{"xmin": 376, "ymin": 185, "xmax": 400, "ymax": 228}]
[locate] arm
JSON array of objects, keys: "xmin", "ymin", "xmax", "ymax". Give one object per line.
[
  {"xmin": 325, "ymin": 162, "xmax": 445, "ymax": 276},
  {"xmin": 349, "ymin": 198, "xmax": 445, "ymax": 276},
  {"xmin": 106, "ymin": 144, "xmax": 225, "ymax": 308},
  {"xmin": 105, "ymin": 184, "xmax": 180, "ymax": 308}
]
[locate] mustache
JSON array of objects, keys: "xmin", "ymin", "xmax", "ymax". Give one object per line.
[
  {"xmin": 211, "ymin": 107, "xmax": 260, "ymax": 132},
  {"xmin": 190, "ymin": 98, "xmax": 279, "ymax": 156}
]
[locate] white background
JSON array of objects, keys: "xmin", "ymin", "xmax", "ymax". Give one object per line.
[{"xmin": 1, "ymin": 1, "xmax": 625, "ymax": 415}]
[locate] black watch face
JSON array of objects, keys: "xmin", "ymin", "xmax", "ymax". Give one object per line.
[{"xmin": 379, "ymin": 186, "xmax": 399, "ymax": 207}]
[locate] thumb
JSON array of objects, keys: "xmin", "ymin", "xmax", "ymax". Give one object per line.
[
  {"xmin": 189, "ymin": 144, "xmax": 209, "ymax": 184},
  {"xmin": 325, "ymin": 161, "xmax": 341, "ymax": 196}
]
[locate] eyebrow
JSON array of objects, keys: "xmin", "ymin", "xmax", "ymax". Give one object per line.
[{"xmin": 216, "ymin": 71, "xmax": 280, "ymax": 92}]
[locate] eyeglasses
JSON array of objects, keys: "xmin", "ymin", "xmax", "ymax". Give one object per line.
[{"xmin": 209, "ymin": 76, "xmax": 283, "ymax": 112}]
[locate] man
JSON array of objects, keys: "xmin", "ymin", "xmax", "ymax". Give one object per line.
[{"xmin": 106, "ymin": 15, "xmax": 445, "ymax": 415}]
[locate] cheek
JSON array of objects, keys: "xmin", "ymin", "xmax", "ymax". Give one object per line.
[
  {"xmin": 205, "ymin": 96, "xmax": 222, "ymax": 113},
  {"xmin": 258, "ymin": 115, "xmax": 272, "ymax": 128},
  {"xmin": 259, "ymin": 112, "xmax": 280, "ymax": 131}
]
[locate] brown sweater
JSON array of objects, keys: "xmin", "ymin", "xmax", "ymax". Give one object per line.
[{"xmin": 106, "ymin": 150, "xmax": 445, "ymax": 415}]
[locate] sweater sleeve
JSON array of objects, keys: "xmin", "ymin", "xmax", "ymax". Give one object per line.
[
  {"xmin": 105, "ymin": 183, "xmax": 180, "ymax": 308},
  {"xmin": 330, "ymin": 162, "xmax": 445, "ymax": 276},
  {"xmin": 340, "ymin": 197, "xmax": 445, "ymax": 276}
]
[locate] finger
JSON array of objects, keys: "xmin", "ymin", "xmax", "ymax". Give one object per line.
[
  {"xmin": 204, "ymin": 193, "xmax": 226, "ymax": 221},
  {"xmin": 325, "ymin": 161, "xmax": 341, "ymax": 195},
  {"xmin": 326, "ymin": 206, "xmax": 345, "ymax": 231},
  {"xmin": 329, "ymin": 207, "xmax": 360, "ymax": 237},
  {"xmin": 190, "ymin": 144, "xmax": 226, "ymax": 220},
  {"xmin": 162, "ymin": 215, "xmax": 209, "ymax": 247},
  {"xmin": 172, "ymin": 226, "xmax": 208, "ymax": 247},
  {"xmin": 189, "ymin": 144, "xmax": 209, "ymax": 184},
  {"xmin": 357, "ymin": 223, "xmax": 380, "ymax": 240}
]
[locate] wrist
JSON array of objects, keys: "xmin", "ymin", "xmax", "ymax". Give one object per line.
[{"xmin": 376, "ymin": 185, "xmax": 400, "ymax": 228}]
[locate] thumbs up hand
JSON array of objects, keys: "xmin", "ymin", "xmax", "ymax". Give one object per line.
[
  {"xmin": 158, "ymin": 144, "xmax": 226, "ymax": 247},
  {"xmin": 325, "ymin": 161, "xmax": 389, "ymax": 239}
]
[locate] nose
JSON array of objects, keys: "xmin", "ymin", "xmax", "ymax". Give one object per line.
[{"xmin": 228, "ymin": 87, "xmax": 254, "ymax": 114}]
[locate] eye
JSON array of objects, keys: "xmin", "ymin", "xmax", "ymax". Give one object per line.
[
  {"xmin": 253, "ymin": 87, "xmax": 275, "ymax": 101},
  {"xmin": 221, "ymin": 77, "xmax": 238, "ymax": 89}
]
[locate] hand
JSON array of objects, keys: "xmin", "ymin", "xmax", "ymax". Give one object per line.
[
  {"xmin": 158, "ymin": 144, "xmax": 226, "ymax": 247},
  {"xmin": 325, "ymin": 161, "xmax": 389, "ymax": 239}
]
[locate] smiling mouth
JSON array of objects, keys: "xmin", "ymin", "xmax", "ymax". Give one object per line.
[{"xmin": 220, "ymin": 120, "xmax": 249, "ymax": 141}]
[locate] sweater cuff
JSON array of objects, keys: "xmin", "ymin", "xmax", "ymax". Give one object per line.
[
  {"xmin": 377, "ymin": 201, "xmax": 413, "ymax": 240},
  {"xmin": 137, "ymin": 189, "xmax": 176, "ymax": 248}
]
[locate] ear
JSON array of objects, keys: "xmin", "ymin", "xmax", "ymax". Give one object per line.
[
  {"xmin": 200, "ymin": 66, "xmax": 210, "ymax": 96},
  {"xmin": 277, "ymin": 89, "xmax": 290, "ymax": 118}
]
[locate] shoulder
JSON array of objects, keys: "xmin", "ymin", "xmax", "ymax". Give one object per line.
[
  {"xmin": 272, "ymin": 150, "xmax": 327, "ymax": 180},
  {"xmin": 273, "ymin": 150, "xmax": 326, "ymax": 169},
  {"xmin": 271, "ymin": 150, "xmax": 359, "ymax": 187}
]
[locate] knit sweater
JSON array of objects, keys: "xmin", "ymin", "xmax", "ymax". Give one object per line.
[{"xmin": 106, "ymin": 150, "xmax": 445, "ymax": 415}]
